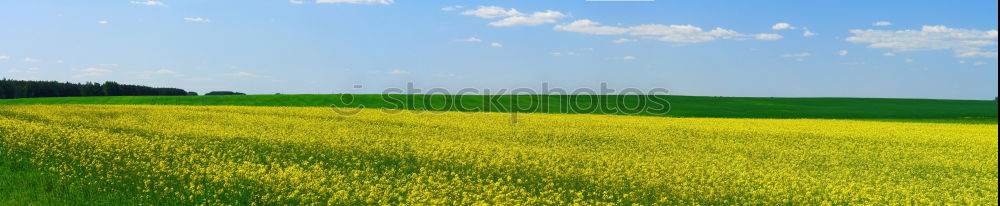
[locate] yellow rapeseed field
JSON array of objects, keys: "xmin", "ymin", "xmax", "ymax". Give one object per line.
[{"xmin": 1, "ymin": 105, "xmax": 997, "ymax": 205}]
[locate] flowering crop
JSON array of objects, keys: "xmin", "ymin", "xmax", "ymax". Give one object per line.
[{"xmin": 1, "ymin": 105, "xmax": 997, "ymax": 205}]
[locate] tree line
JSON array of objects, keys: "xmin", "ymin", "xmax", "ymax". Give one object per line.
[{"xmin": 1, "ymin": 79, "xmax": 191, "ymax": 99}]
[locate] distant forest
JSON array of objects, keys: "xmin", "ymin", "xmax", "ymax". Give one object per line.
[{"xmin": 1, "ymin": 79, "xmax": 191, "ymax": 99}]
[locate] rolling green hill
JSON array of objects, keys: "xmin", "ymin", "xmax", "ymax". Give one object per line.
[{"xmin": 2, "ymin": 94, "xmax": 995, "ymax": 123}]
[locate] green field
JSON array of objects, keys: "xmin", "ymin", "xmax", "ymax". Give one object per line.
[{"xmin": 1, "ymin": 94, "xmax": 996, "ymax": 123}]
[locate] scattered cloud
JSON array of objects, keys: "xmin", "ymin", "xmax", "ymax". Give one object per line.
[
  {"xmin": 490, "ymin": 42, "xmax": 504, "ymax": 48},
  {"xmin": 803, "ymin": 28, "xmax": 817, "ymax": 37},
  {"xmin": 388, "ymin": 69, "xmax": 409, "ymax": 75},
  {"xmin": 0, "ymin": 56, "xmax": 9, "ymax": 60},
  {"xmin": 883, "ymin": 52, "xmax": 896, "ymax": 56},
  {"xmin": 772, "ymin": 23, "xmax": 795, "ymax": 30},
  {"xmin": 552, "ymin": 48, "xmax": 592, "ymax": 56},
  {"xmin": 461, "ymin": 6, "xmax": 521, "ymax": 19},
  {"xmin": 621, "ymin": 56, "xmax": 637, "ymax": 61},
  {"xmin": 556, "ymin": 19, "xmax": 782, "ymax": 43},
  {"xmin": 98, "ymin": 20, "xmax": 109, "ymax": 24},
  {"xmin": 130, "ymin": 0, "xmax": 167, "ymax": 7},
  {"xmin": 755, "ymin": 33, "xmax": 784, "ymax": 40},
  {"xmin": 847, "ymin": 25, "xmax": 998, "ymax": 58},
  {"xmin": 972, "ymin": 61, "xmax": 988, "ymax": 65},
  {"xmin": 289, "ymin": 0, "xmax": 305, "ymax": 4},
  {"xmin": 839, "ymin": 50, "xmax": 849, "ymax": 56},
  {"xmin": 4, "ymin": 68, "xmax": 37, "ymax": 74},
  {"xmin": 873, "ymin": 21, "xmax": 892, "ymax": 27},
  {"xmin": 183, "ymin": 17, "xmax": 211, "ymax": 23},
  {"xmin": 455, "ymin": 37, "xmax": 482, "ymax": 42},
  {"xmin": 612, "ymin": 38, "xmax": 637, "ymax": 43},
  {"xmin": 56, "ymin": 60, "xmax": 65, "ymax": 64},
  {"xmin": 462, "ymin": 6, "xmax": 568, "ymax": 27},
  {"xmin": 226, "ymin": 72, "xmax": 264, "ymax": 78},
  {"xmin": 23, "ymin": 58, "xmax": 41, "ymax": 62},
  {"xmin": 316, "ymin": 0, "xmax": 394, "ymax": 5},
  {"xmin": 905, "ymin": 58, "xmax": 914, "ymax": 63},
  {"xmin": 782, "ymin": 53, "xmax": 812, "ymax": 58},
  {"xmin": 74, "ymin": 67, "xmax": 113, "ymax": 78},
  {"xmin": 554, "ymin": 19, "xmax": 630, "ymax": 35},
  {"xmin": 489, "ymin": 10, "xmax": 568, "ymax": 27},
  {"xmin": 441, "ymin": 5, "xmax": 464, "ymax": 12}
]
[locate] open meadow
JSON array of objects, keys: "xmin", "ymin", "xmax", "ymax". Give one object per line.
[{"xmin": 2, "ymin": 104, "xmax": 997, "ymax": 205}]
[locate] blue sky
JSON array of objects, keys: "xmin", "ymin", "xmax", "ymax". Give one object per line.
[{"xmin": 1, "ymin": 0, "xmax": 997, "ymax": 100}]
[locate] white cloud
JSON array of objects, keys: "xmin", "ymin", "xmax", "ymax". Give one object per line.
[
  {"xmin": 289, "ymin": 0, "xmax": 305, "ymax": 4},
  {"xmin": 873, "ymin": 21, "xmax": 892, "ymax": 27},
  {"xmin": 755, "ymin": 33, "xmax": 783, "ymax": 40},
  {"xmin": 556, "ymin": 19, "xmax": 783, "ymax": 43},
  {"xmin": 23, "ymin": 58, "xmax": 41, "ymax": 62},
  {"xmin": 782, "ymin": 53, "xmax": 811, "ymax": 58},
  {"xmin": 554, "ymin": 19, "xmax": 630, "ymax": 35},
  {"xmin": 803, "ymin": 28, "xmax": 817, "ymax": 37},
  {"xmin": 883, "ymin": 52, "xmax": 896, "ymax": 56},
  {"xmin": 455, "ymin": 37, "xmax": 482, "ymax": 42},
  {"xmin": 612, "ymin": 38, "xmax": 637, "ymax": 43},
  {"xmin": 388, "ymin": 69, "xmax": 409, "ymax": 75},
  {"xmin": 490, "ymin": 42, "xmax": 504, "ymax": 48},
  {"xmin": 772, "ymin": 23, "xmax": 795, "ymax": 30},
  {"xmin": 441, "ymin": 5, "xmax": 464, "ymax": 12},
  {"xmin": 462, "ymin": 6, "xmax": 567, "ymax": 27},
  {"xmin": 551, "ymin": 52, "xmax": 578, "ymax": 56},
  {"xmin": 98, "ymin": 20, "xmax": 109, "ymax": 24},
  {"xmin": 973, "ymin": 61, "xmax": 988, "ymax": 65},
  {"xmin": 316, "ymin": 0, "xmax": 393, "ymax": 5},
  {"xmin": 130, "ymin": 0, "xmax": 167, "ymax": 7},
  {"xmin": 904, "ymin": 58, "xmax": 914, "ymax": 63},
  {"xmin": 226, "ymin": 72, "xmax": 264, "ymax": 78},
  {"xmin": 6, "ymin": 68, "xmax": 39, "ymax": 74},
  {"xmin": 839, "ymin": 50, "xmax": 849, "ymax": 56},
  {"xmin": 461, "ymin": 6, "xmax": 521, "ymax": 19},
  {"xmin": 0, "ymin": 56, "xmax": 9, "ymax": 60},
  {"xmin": 847, "ymin": 25, "xmax": 998, "ymax": 58},
  {"xmin": 490, "ymin": 11, "xmax": 567, "ymax": 27},
  {"xmin": 183, "ymin": 17, "xmax": 211, "ymax": 23},
  {"xmin": 955, "ymin": 48, "xmax": 998, "ymax": 58},
  {"xmin": 74, "ymin": 67, "xmax": 113, "ymax": 78},
  {"xmin": 621, "ymin": 56, "xmax": 637, "ymax": 61},
  {"xmin": 489, "ymin": 10, "xmax": 568, "ymax": 27}
]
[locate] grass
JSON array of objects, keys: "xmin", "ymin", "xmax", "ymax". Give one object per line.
[
  {"xmin": 2, "ymin": 105, "xmax": 997, "ymax": 204},
  {"xmin": 1, "ymin": 159, "xmax": 135, "ymax": 205},
  {"xmin": 1, "ymin": 94, "xmax": 996, "ymax": 123}
]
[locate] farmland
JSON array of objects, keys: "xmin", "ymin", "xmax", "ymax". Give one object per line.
[
  {"xmin": 2, "ymin": 104, "xmax": 997, "ymax": 205},
  {"xmin": 1, "ymin": 94, "xmax": 996, "ymax": 123}
]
